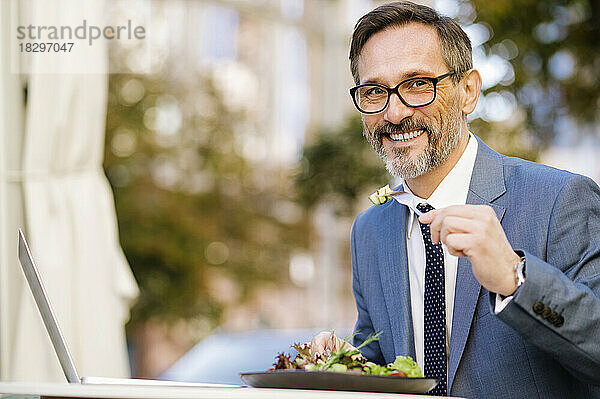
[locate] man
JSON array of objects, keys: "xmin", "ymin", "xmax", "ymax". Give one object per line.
[{"xmin": 311, "ymin": 2, "xmax": 600, "ymax": 397}]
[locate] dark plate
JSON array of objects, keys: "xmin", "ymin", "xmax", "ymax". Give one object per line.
[{"xmin": 239, "ymin": 370, "xmax": 438, "ymax": 394}]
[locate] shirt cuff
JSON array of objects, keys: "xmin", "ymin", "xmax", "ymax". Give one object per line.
[{"xmin": 494, "ymin": 292, "xmax": 513, "ymax": 314}]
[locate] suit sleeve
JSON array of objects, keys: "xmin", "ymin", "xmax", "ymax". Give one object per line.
[
  {"xmin": 350, "ymin": 216, "xmax": 386, "ymax": 364},
  {"xmin": 493, "ymin": 174, "xmax": 600, "ymax": 384}
]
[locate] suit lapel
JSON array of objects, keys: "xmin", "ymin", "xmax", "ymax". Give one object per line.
[
  {"xmin": 447, "ymin": 137, "xmax": 506, "ymax": 390},
  {"xmin": 378, "ymin": 199, "xmax": 416, "ymax": 363}
]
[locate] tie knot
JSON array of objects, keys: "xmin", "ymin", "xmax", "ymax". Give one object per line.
[{"xmin": 416, "ymin": 203, "xmax": 434, "ymax": 213}]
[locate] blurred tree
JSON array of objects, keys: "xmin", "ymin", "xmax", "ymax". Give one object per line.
[
  {"xmin": 104, "ymin": 71, "xmax": 309, "ymax": 340},
  {"xmin": 295, "ymin": 115, "xmax": 389, "ymax": 216},
  {"xmin": 469, "ymin": 0, "xmax": 600, "ymax": 155}
]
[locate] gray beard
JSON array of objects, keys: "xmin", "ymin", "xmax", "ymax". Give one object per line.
[{"xmin": 364, "ymin": 105, "xmax": 464, "ymax": 179}]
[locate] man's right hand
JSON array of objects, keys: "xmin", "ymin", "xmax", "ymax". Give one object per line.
[{"xmin": 309, "ymin": 331, "xmax": 358, "ymax": 359}]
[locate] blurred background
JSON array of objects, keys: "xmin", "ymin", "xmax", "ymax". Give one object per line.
[{"xmin": 1, "ymin": 0, "xmax": 599, "ymax": 386}]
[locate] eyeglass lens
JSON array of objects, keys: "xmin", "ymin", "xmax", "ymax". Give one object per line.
[{"xmin": 355, "ymin": 78, "xmax": 436, "ymax": 112}]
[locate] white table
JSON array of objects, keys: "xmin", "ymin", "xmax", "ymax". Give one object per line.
[{"xmin": 0, "ymin": 382, "xmax": 465, "ymax": 399}]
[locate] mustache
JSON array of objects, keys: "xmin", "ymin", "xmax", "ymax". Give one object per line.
[{"xmin": 373, "ymin": 119, "xmax": 432, "ymax": 137}]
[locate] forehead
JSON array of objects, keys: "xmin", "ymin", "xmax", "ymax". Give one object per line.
[{"xmin": 356, "ymin": 23, "xmax": 447, "ymax": 84}]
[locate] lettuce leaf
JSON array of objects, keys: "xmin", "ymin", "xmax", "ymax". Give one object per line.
[{"xmin": 390, "ymin": 356, "xmax": 423, "ymax": 377}]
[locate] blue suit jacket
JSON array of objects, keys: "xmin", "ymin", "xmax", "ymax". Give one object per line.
[{"xmin": 351, "ymin": 137, "xmax": 600, "ymax": 398}]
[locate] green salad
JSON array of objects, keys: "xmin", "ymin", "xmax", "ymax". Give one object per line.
[{"xmin": 269, "ymin": 332, "xmax": 422, "ymax": 378}]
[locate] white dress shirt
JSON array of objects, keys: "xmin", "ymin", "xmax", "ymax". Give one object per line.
[{"xmin": 392, "ymin": 134, "xmax": 478, "ymax": 370}]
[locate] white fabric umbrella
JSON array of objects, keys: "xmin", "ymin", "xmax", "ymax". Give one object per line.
[{"xmin": 0, "ymin": 0, "xmax": 138, "ymax": 381}]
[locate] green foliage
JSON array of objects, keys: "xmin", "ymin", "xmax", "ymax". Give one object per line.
[
  {"xmin": 295, "ymin": 115, "xmax": 389, "ymax": 215},
  {"xmin": 104, "ymin": 72, "xmax": 308, "ymax": 331},
  {"xmin": 276, "ymin": 331, "xmax": 422, "ymax": 377},
  {"xmin": 390, "ymin": 356, "xmax": 423, "ymax": 378},
  {"xmin": 470, "ymin": 0, "xmax": 600, "ymax": 148}
]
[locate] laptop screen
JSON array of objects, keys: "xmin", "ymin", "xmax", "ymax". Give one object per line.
[{"xmin": 17, "ymin": 229, "xmax": 81, "ymax": 383}]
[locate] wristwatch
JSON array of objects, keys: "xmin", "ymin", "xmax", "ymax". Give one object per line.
[{"xmin": 515, "ymin": 254, "xmax": 526, "ymax": 288}]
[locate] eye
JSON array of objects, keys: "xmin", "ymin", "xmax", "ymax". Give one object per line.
[
  {"xmin": 365, "ymin": 86, "xmax": 386, "ymax": 96},
  {"xmin": 410, "ymin": 79, "xmax": 429, "ymax": 88}
]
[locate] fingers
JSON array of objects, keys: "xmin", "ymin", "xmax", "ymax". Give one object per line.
[
  {"xmin": 417, "ymin": 208, "xmax": 438, "ymax": 224},
  {"xmin": 310, "ymin": 331, "xmax": 331, "ymax": 358},
  {"xmin": 309, "ymin": 331, "xmax": 357, "ymax": 359},
  {"xmin": 435, "ymin": 215, "xmax": 479, "ymax": 244},
  {"xmin": 416, "ymin": 205, "xmax": 499, "ymax": 258},
  {"xmin": 443, "ymin": 232, "xmax": 471, "ymax": 257},
  {"xmin": 419, "ymin": 205, "xmax": 496, "ymax": 244},
  {"xmin": 334, "ymin": 336, "xmax": 357, "ymax": 353},
  {"xmin": 418, "ymin": 204, "xmax": 521, "ymax": 294},
  {"xmin": 310, "ymin": 331, "xmax": 341, "ymax": 358},
  {"xmin": 418, "ymin": 204, "xmax": 494, "ymax": 223}
]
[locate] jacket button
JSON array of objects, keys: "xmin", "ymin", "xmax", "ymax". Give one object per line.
[
  {"xmin": 542, "ymin": 306, "xmax": 552, "ymax": 319},
  {"xmin": 548, "ymin": 310, "xmax": 559, "ymax": 324},
  {"xmin": 555, "ymin": 315, "xmax": 564, "ymax": 327},
  {"xmin": 532, "ymin": 301, "xmax": 545, "ymax": 314}
]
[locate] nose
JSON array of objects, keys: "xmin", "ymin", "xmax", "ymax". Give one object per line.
[{"xmin": 384, "ymin": 93, "xmax": 415, "ymax": 124}]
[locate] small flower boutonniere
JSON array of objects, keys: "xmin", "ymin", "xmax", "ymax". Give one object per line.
[{"xmin": 368, "ymin": 184, "xmax": 393, "ymax": 205}]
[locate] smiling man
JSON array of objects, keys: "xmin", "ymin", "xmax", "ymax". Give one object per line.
[{"xmin": 310, "ymin": 2, "xmax": 600, "ymax": 397}]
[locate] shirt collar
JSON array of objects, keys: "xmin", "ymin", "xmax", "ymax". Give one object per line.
[{"xmin": 393, "ymin": 133, "xmax": 479, "ymax": 236}]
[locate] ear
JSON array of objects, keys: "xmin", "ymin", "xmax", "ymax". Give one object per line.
[{"xmin": 460, "ymin": 69, "xmax": 481, "ymax": 115}]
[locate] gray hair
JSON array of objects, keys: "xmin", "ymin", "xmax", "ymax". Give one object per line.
[{"xmin": 349, "ymin": 1, "xmax": 472, "ymax": 84}]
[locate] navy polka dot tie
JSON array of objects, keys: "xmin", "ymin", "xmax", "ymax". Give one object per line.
[{"xmin": 417, "ymin": 203, "xmax": 447, "ymax": 396}]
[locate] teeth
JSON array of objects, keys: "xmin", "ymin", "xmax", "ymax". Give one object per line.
[{"xmin": 389, "ymin": 129, "xmax": 424, "ymax": 142}]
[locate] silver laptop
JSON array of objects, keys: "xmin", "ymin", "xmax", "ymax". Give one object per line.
[{"xmin": 17, "ymin": 228, "xmax": 240, "ymax": 388}]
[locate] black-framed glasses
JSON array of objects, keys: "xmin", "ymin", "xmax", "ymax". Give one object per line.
[{"xmin": 349, "ymin": 71, "xmax": 455, "ymax": 114}]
